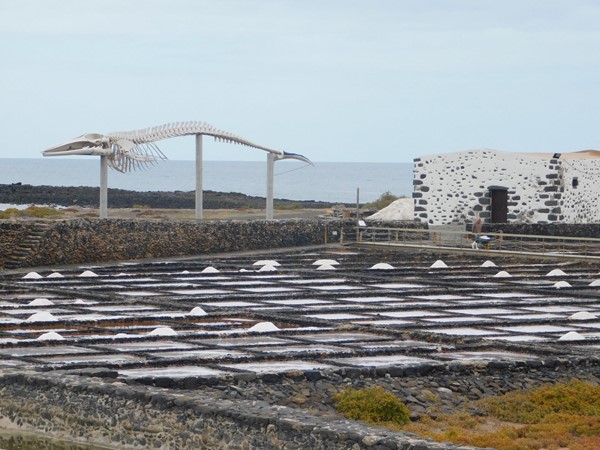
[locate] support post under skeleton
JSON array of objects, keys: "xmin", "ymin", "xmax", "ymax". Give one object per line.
[
  {"xmin": 99, "ymin": 155, "xmax": 108, "ymax": 219},
  {"xmin": 266, "ymin": 153, "xmax": 275, "ymax": 220},
  {"xmin": 195, "ymin": 134, "xmax": 203, "ymax": 220}
]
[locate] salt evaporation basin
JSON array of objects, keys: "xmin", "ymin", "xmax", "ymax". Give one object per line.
[
  {"xmin": 96, "ymin": 341, "xmax": 198, "ymax": 352},
  {"xmin": 484, "ymin": 335, "xmax": 550, "ymax": 342},
  {"xmin": 306, "ymin": 313, "xmax": 367, "ymax": 320},
  {"xmin": 493, "ymin": 325, "xmax": 577, "ymax": 334},
  {"xmin": 238, "ymin": 287, "xmax": 298, "ymax": 293},
  {"xmin": 169, "ymin": 289, "xmax": 229, "ymax": 295},
  {"xmin": 427, "ymin": 328, "xmax": 501, "ymax": 336},
  {"xmin": 338, "ymin": 296, "xmax": 401, "ymax": 303},
  {"xmin": 282, "ymin": 278, "xmax": 347, "ymax": 284},
  {"xmin": 375, "ymin": 310, "xmax": 443, "ymax": 318},
  {"xmin": 222, "ymin": 360, "xmax": 334, "ymax": 374},
  {"xmin": 308, "ymin": 285, "xmax": 362, "ymax": 291},
  {"xmin": 199, "ymin": 301, "xmax": 258, "ymax": 307},
  {"xmin": 369, "ymin": 283, "xmax": 425, "ymax": 289},
  {"xmin": 332, "ymin": 354, "xmax": 436, "ymax": 367},
  {"xmin": 445, "ymin": 308, "xmax": 517, "ymax": 316},
  {"xmin": 264, "ymin": 299, "xmax": 332, "ymax": 306},
  {"xmin": 296, "ymin": 332, "xmax": 388, "ymax": 343},
  {"xmin": 120, "ymin": 366, "xmax": 225, "ymax": 379},
  {"xmin": 148, "ymin": 349, "xmax": 249, "ymax": 360},
  {"xmin": 424, "ymin": 317, "xmax": 493, "ymax": 323}
]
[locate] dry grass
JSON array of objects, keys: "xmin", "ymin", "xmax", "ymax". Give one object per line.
[{"xmin": 404, "ymin": 380, "xmax": 600, "ymax": 450}]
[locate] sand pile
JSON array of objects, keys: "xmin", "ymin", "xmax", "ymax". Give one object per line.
[{"xmin": 367, "ymin": 198, "xmax": 414, "ymax": 221}]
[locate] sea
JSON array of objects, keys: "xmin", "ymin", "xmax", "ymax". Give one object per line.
[{"xmin": 0, "ymin": 158, "xmax": 414, "ymax": 204}]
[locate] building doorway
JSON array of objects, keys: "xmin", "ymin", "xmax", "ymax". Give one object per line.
[{"xmin": 489, "ymin": 187, "xmax": 508, "ymax": 223}]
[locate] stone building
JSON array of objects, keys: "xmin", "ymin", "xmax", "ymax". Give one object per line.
[{"xmin": 413, "ymin": 149, "xmax": 600, "ymax": 225}]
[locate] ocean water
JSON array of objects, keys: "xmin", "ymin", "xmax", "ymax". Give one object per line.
[{"xmin": 0, "ymin": 158, "xmax": 413, "ymax": 204}]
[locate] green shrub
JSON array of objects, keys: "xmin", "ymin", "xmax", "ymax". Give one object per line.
[
  {"xmin": 0, "ymin": 206, "xmax": 63, "ymax": 219},
  {"xmin": 366, "ymin": 191, "xmax": 404, "ymax": 210},
  {"xmin": 333, "ymin": 386, "xmax": 410, "ymax": 426}
]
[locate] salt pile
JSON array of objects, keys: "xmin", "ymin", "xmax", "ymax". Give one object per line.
[
  {"xmin": 553, "ymin": 281, "xmax": 571, "ymax": 289},
  {"xmin": 253, "ymin": 260, "xmax": 280, "ymax": 267},
  {"xmin": 546, "ymin": 269, "xmax": 567, "ymax": 277},
  {"xmin": 26, "ymin": 312, "xmax": 58, "ymax": 322},
  {"xmin": 37, "ymin": 331, "xmax": 64, "ymax": 341},
  {"xmin": 589, "ymin": 279, "xmax": 600, "ymax": 287},
  {"xmin": 369, "ymin": 263, "xmax": 395, "ymax": 270},
  {"xmin": 201, "ymin": 266, "xmax": 220, "ymax": 273},
  {"xmin": 28, "ymin": 298, "xmax": 54, "ymax": 306},
  {"xmin": 366, "ymin": 198, "xmax": 414, "ymax": 221},
  {"xmin": 113, "ymin": 333, "xmax": 130, "ymax": 339},
  {"xmin": 480, "ymin": 260, "xmax": 497, "ymax": 268},
  {"xmin": 46, "ymin": 272, "xmax": 64, "ymax": 278},
  {"xmin": 22, "ymin": 272, "xmax": 42, "ymax": 279},
  {"xmin": 149, "ymin": 327, "xmax": 177, "ymax": 336},
  {"xmin": 569, "ymin": 311, "xmax": 596, "ymax": 320},
  {"xmin": 558, "ymin": 331, "xmax": 585, "ymax": 341},
  {"xmin": 312, "ymin": 259, "xmax": 339, "ymax": 266},
  {"xmin": 189, "ymin": 307, "xmax": 208, "ymax": 316},
  {"xmin": 493, "ymin": 271, "xmax": 512, "ymax": 278},
  {"xmin": 430, "ymin": 260, "xmax": 448, "ymax": 269},
  {"xmin": 316, "ymin": 264, "xmax": 337, "ymax": 271},
  {"xmin": 258, "ymin": 265, "xmax": 278, "ymax": 272},
  {"xmin": 79, "ymin": 270, "xmax": 98, "ymax": 277},
  {"xmin": 248, "ymin": 322, "xmax": 280, "ymax": 332}
]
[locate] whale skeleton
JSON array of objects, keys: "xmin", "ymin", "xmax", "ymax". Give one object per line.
[{"xmin": 43, "ymin": 121, "xmax": 312, "ymax": 219}]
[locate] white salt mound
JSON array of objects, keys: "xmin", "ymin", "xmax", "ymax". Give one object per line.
[
  {"xmin": 148, "ymin": 327, "xmax": 177, "ymax": 336},
  {"xmin": 430, "ymin": 260, "xmax": 448, "ymax": 269},
  {"xmin": 312, "ymin": 259, "xmax": 339, "ymax": 266},
  {"xmin": 113, "ymin": 333, "xmax": 130, "ymax": 339},
  {"xmin": 569, "ymin": 311, "xmax": 597, "ymax": 320},
  {"xmin": 22, "ymin": 272, "xmax": 42, "ymax": 279},
  {"xmin": 248, "ymin": 322, "xmax": 280, "ymax": 332},
  {"xmin": 201, "ymin": 266, "xmax": 220, "ymax": 273},
  {"xmin": 366, "ymin": 198, "xmax": 414, "ymax": 221},
  {"xmin": 189, "ymin": 307, "xmax": 208, "ymax": 316},
  {"xmin": 558, "ymin": 331, "xmax": 585, "ymax": 341},
  {"xmin": 37, "ymin": 331, "xmax": 64, "ymax": 341},
  {"xmin": 589, "ymin": 279, "xmax": 600, "ymax": 287},
  {"xmin": 28, "ymin": 298, "xmax": 54, "ymax": 306},
  {"xmin": 493, "ymin": 271, "xmax": 512, "ymax": 278},
  {"xmin": 480, "ymin": 260, "xmax": 497, "ymax": 268},
  {"xmin": 26, "ymin": 312, "xmax": 57, "ymax": 322},
  {"xmin": 369, "ymin": 263, "xmax": 395, "ymax": 270},
  {"xmin": 46, "ymin": 272, "xmax": 64, "ymax": 278},
  {"xmin": 258, "ymin": 264, "xmax": 278, "ymax": 272},
  {"xmin": 316, "ymin": 264, "xmax": 337, "ymax": 271},
  {"xmin": 79, "ymin": 270, "xmax": 98, "ymax": 277},
  {"xmin": 180, "ymin": 270, "xmax": 190, "ymax": 274},
  {"xmin": 546, "ymin": 269, "xmax": 567, "ymax": 277},
  {"xmin": 553, "ymin": 281, "xmax": 571, "ymax": 289},
  {"xmin": 253, "ymin": 260, "xmax": 281, "ymax": 266}
]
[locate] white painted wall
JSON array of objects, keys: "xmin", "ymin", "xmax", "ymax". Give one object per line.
[{"xmin": 413, "ymin": 149, "xmax": 600, "ymax": 225}]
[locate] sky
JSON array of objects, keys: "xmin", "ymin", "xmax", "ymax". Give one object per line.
[{"xmin": 1, "ymin": 0, "xmax": 599, "ymax": 163}]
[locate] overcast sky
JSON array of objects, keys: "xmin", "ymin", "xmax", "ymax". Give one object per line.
[{"xmin": 1, "ymin": 0, "xmax": 599, "ymax": 162}]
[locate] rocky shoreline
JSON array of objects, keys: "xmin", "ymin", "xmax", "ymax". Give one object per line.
[{"xmin": 0, "ymin": 183, "xmax": 334, "ymax": 210}]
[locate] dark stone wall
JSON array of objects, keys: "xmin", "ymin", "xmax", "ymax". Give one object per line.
[
  {"xmin": 1, "ymin": 219, "xmax": 343, "ymax": 268},
  {"xmin": 483, "ymin": 223, "xmax": 600, "ymax": 238}
]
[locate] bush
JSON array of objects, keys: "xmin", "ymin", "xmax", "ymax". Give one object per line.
[
  {"xmin": 0, "ymin": 206, "xmax": 63, "ymax": 219},
  {"xmin": 333, "ymin": 386, "xmax": 410, "ymax": 427},
  {"xmin": 366, "ymin": 191, "xmax": 403, "ymax": 210}
]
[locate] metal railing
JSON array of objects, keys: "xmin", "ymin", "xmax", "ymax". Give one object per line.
[{"xmin": 349, "ymin": 226, "xmax": 600, "ymax": 260}]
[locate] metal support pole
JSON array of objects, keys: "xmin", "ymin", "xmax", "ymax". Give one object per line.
[
  {"xmin": 266, "ymin": 153, "xmax": 275, "ymax": 220},
  {"xmin": 195, "ymin": 134, "xmax": 203, "ymax": 220},
  {"xmin": 99, "ymin": 155, "xmax": 108, "ymax": 219}
]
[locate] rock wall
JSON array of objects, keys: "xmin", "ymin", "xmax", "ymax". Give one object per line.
[
  {"xmin": 0, "ymin": 219, "xmax": 343, "ymax": 269},
  {"xmin": 413, "ymin": 149, "xmax": 600, "ymax": 225},
  {"xmin": 0, "ymin": 355, "xmax": 598, "ymax": 449}
]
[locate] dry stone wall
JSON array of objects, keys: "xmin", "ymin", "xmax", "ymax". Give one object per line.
[
  {"xmin": 413, "ymin": 149, "xmax": 600, "ymax": 225},
  {"xmin": 0, "ymin": 219, "xmax": 341, "ymax": 269}
]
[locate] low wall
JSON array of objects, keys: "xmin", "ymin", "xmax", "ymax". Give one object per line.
[
  {"xmin": 0, "ymin": 219, "xmax": 344, "ymax": 269},
  {"xmin": 0, "ymin": 355, "xmax": 598, "ymax": 449},
  {"xmin": 482, "ymin": 223, "xmax": 600, "ymax": 238}
]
